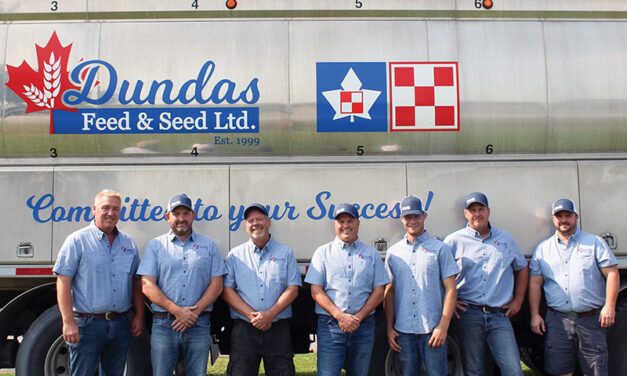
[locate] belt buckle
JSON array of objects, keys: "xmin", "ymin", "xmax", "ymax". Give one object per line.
[
  {"xmin": 565, "ymin": 311, "xmax": 578, "ymax": 320},
  {"xmin": 105, "ymin": 312, "xmax": 115, "ymax": 320},
  {"xmin": 482, "ymin": 305, "xmax": 492, "ymax": 314}
]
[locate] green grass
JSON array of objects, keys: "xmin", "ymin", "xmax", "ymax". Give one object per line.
[
  {"xmin": 0, "ymin": 353, "xmax": 537, "ymax": 375},
  {"xmin": 206, "ymin": 353, "xmax": 537, "ymax": 375}
]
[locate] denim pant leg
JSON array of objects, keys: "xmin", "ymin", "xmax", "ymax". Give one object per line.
[
  {"xmin": 68, "ymin": 317, "xmax": 105, "ymax": 376},
  {"xmin": 99, "ymin": 317, "xmax": 131, "ymax": 376},
  {"xmin": 485, "ymin": 313, "xmax": 523, "ymax": 376},
  {"xmin": 396, "ymin": 333, "xmax": 420, "ymax": 376},
  {"xmin": 345, "ymin": 315, "xmax": 375, "ymax": 376},
  {"xmin": 316, "ymin": 315, "xmax": 348, "ymax": 376},
  {"xmin": 262, "ymin": 320, "xmax": 295, "ymax": 376},
  {"xmin": 417, "ymin": 334, "xmax": 448, "ymax": 376},
  {"xmin": 150, "ymin": 318, "xmax": 181, "ymax": 375},
  {"xmin": 181, "ymin": 315, "xmax": 212, "ymax": 376},
  {"xmin": 227, "ymin": 319, "xmax": 263, "ymax": 376},
  {"xmin": 455, "ymin": 308, "xmax": 487, "ymax": 376}
]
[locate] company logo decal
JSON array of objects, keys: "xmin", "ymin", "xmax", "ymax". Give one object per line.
[
  {"xmin": 316, "ymin": 61, "xmax": 459, "ymax": 132},
  {"xmin": 5, "ymin": 32, "xmax": 260, "ymax": 135},
  {"xmin": 316, "ymin": 62, "xmax": 388, "ymax": 132}
]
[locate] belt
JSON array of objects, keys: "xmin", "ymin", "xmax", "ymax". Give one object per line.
[
  {"xmin": 73, "ymin": 311, "xmax": 126, "ymax": 320},
  {"xmin": 549, "ymin": 307, "xmax": 599, "ymax": 320},
  {"xmin": 468, "ymin": 304, "xmax": 504, "ymax": 314},
  {"xmin": 152, "ymin": 311, "xmax": 210, "ymax": 320}
]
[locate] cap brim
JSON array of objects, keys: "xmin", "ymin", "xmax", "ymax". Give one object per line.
[{"xmin": 402, "ymin": 210, "xmax": 424, "ymax": 216}]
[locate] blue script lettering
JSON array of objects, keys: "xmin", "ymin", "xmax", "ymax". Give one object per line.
[
  {"xmin": 64, "ymin": 60, "xmax": 260, "ymax": 106},
  {"xmin": 229, "ymin": 202, "xmax": 300, "ymax": 231}
]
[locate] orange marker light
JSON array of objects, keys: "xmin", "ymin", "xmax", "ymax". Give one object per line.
[
  {"xmin": 226, "ymin": 0, "xmax": 237, "ymax": 9},
  {"xmin": 483, "ymin": 0, "xmax": 493, "ymax": 9}
]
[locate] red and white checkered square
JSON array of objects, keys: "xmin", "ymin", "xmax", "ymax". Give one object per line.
[
  {"xmin": 340, "ymin": 91, "xmax": 364, "ymax": 114},
  {"xmin": 389, "ymin": 62, "xmax": 459, "ymax": 131}
]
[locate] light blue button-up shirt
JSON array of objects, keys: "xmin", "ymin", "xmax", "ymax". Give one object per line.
[
  {"xmin": 137, "ymin": 230, "xmax": 225, "ymax": 312},
  {"xmin": 53, "ymin": 221, "xmax": 139, "ymax": 313},
  {"xmin": 224, "ymin": 236, "xmax": 302, "ymax": 321},
  {"xmin": 530, "ymin": 229, "xmax": 617, "ymax": 312},
  {"xmin": 305, "ymin": 237, "xmax": 390, "ymax": 316},
  {"xmin": 444, "ymin": 224, "xmax": 527, "ymax": 307},
  {"xmin": 385, "ymin": 231, "xmax": 459, "ymax": 334}
]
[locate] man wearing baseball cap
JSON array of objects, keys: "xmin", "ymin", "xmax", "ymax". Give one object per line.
[
  {"xmin": 529, "ymin": 199, "xmax": 619, "ymax": 376},
  {"xmin": 443, "ymin": 192, "xmax": 528, "ymax": 376},
  {"xmin": 138, "ymin": 194, "xmax": 225, "ymax": 375},
  {"xmin": 305, "ymin": 203, "xmax": 390, "ymax": 375},
  {"xmin": 384, "ymin": 196, "xmax": 459, "ymax": 376},
  {"xmin": 223, "ymin": 203, "xmax": 301, "ymax": 375}
]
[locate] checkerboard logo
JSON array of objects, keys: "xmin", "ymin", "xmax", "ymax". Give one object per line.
[
  {"xmin": 316, "ymin": 62, "xmax": 388, "ymax": 132},
  {"xmin": 389, "ymin": 62, "xmax": 459, "ymax": 131}
]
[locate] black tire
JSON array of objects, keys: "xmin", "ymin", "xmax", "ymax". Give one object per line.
[
  {"xmin": 15, "ymin": 305, "xmax": 151, "ymax": 376},
  {"xmin": 608, "ymin": 298, "xmax": 627, "ymax": 376},
  {"xmin": 15, "ymin": 305, "xmax": 64, "ymax": 376},
  {"xmin": 384, "ymin": 335, "xmax": 464, "ymax": 376}
]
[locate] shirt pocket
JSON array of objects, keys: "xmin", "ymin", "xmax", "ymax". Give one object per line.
[
  {"xmin": 354, "ymin": 256, "xmax": 374, "ymax": 286},
  {"xmin": 267, "ymin": 259, "xmax": 288, "ymax": 286},
  {"xmin": 113, "ymin": 254, "xmax": 134, "ymax": 275}
]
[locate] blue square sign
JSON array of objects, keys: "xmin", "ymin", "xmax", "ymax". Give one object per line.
[{"xmin": 316, "ymin": 62, "xmax": 388, "ymax": 132}]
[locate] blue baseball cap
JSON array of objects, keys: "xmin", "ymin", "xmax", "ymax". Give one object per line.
[
  {"xmin": 333, "ymin": 203, "xmax": 359, "ymax": 219},
  {"xmin": 401, "ymin": 195, "xmax": 424, "ymax": 216},
  {"xmin": 167, "ymin": 194, "xmax": 193, "ymax": 213},
  {"xmin": 552, "ymin": 198, "xmax": 578, "ymax": 215},
  {"xmin": 465, "ymin": 192, "xmax": 489, "ymax": 208},
  {"xmin": 244, "ymin": 203, "xmax": 268, "ymax": 219}
]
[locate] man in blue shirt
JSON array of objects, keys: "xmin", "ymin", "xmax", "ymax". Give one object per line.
[
  {"xmin": 139, "ymin": 194, "xmax": 225, "ymax": 375},
  {"xmin": 384, "ymin": 196, "xmax": 458, "ymax": 376},
  {"xmin": 443, "ymin": 192, "xmax": 528, "ymax": 376},
  {"xmin": 305, "ymin": 203, "xmax": 390, "ymax": 376},
  {"xmin": 54, "ymin": 189, "xmax": 144, "ymax": 376},
  {"xmin": 223, "ymin": 203, "xmax": 302, "ymax": 376},
  {"xmin": 529, "ymin": 198, "xmax": 619, "ymax": 376}
]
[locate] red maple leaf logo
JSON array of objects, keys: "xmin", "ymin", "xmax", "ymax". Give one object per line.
[{"xmin": 5, "ymin": 31, "xmax": 80, "ymax": 134}]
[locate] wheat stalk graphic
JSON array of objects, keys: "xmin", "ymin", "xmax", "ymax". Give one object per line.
[{"xmin": 22, "ymin": 52, "xmax": 61, "ymax": 109}]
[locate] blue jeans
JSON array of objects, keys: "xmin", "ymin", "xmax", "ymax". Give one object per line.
[
  {"xmin": 454, "ymin": 305, "xmax": 523, "ymax": 376},
  {"xmin": 67, "ymin": 315, "xmax": 130, "ymax": 376},
  {"xmin": 316, "ymin": 314, "xmax": 375, "ymax": 376},
  {"xmin": 150, "ymin": 314, "xmax": 212, "ymax": 376},
  {"xmin": 396, "ymin": 332, "xmax": 447, "ymax": 376}
]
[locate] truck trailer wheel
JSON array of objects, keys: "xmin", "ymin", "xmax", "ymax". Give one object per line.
[
  {"xmin": 16, "ymin": 305, "xmax": 64, "ymax": 376},
  {"xmin": 384, "ymin": 336, "xmax": 464, "ymax": 376},
  {"xmin": 15, "ymin": 305, "xmax": 150, "ymax": 376}
]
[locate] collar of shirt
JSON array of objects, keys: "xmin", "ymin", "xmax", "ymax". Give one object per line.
[
  {"xmin": 405, "ymin": 230, "xmax": 431, "ymax": 248},
  {"xmin": 465, "ymin": 222, "xmax": 492, "ymax": 240},
  {"xmin": 555, "ymin": 228, "xmax": 580, "ymax": 245},
  {"xmin": 247, "ymin": 234, "xmax": 275, "ymax": 255},
  {"xmin": 88, "ymin": 220, "xmax": 119, "ymax": 240},
  {"xmin": 167, "ymin": 229, "xmax": 196, "ymax": 244},
  {"xmin": 333, "ymin": 236, "xmax": 360, "ymax": 251}
]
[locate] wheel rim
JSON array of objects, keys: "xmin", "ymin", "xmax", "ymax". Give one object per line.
[{"xmin": 44, "ymin": 336, "xmax": 70, "ymax": 376}]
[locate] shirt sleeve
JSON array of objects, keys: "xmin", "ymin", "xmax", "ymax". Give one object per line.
[
  {"xmin": 53, "ymin": 234, "xmax": 81, "ymax": 278},
  {"xmin": 529, "ymin": 245, "xmax": 543, "ymax": 277},
  {"xmin": 595, "ymin": 236, "xmax": 618, "ymax": 268},
  {"xmin": 384, "ymin": 251, "xmax": 393, "ymax": 282},
  {"xmin": 438, "ymin": 244, "xmax": 460, "ymax": 280},
  {"xmin": 372, "ymin": 250, "xmax": 391, "ymax": 288},
  {"xmin": 285, "ymin": 248, "xmax": 303, "ymax": 287},
  {"xmin": 137, "ymin": 239, "xmax": 159, "ymax": 277},
  {"xmin": 209, "ymin": 243, "xmax": 226, "ymax": 278},
  {"xmin": 508, "ymin": 236, "xmax": 528, "ymax": 271},
  {"xmin": 224, "ymin": 251, "xmax": 237, "ymax": 288},
  {"xmin": 304, "ymin": 247, "xmax": 325, "ymax": 287}
]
